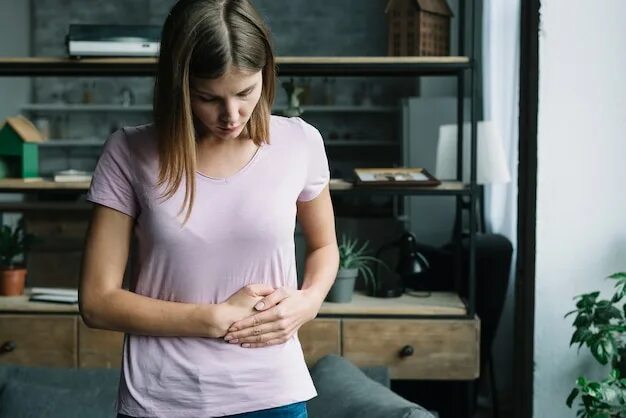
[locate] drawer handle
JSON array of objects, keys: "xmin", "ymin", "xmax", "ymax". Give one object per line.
[
  {"xmin": 399, "ymin": 345, "xmax": 414, "ymax": 358},
  {"xmin": 0, "ymin": 341, "xmax": 16, "ymax": 354}
]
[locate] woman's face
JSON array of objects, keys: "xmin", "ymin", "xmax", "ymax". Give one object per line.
[{"xmin": 190, "ymin": 66, "xmax": 263, "ymax": 142}]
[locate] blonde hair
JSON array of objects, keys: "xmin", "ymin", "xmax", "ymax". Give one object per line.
[{"xmin": 153, "ymin": 0, "xmax": 276, "ymax": 224}]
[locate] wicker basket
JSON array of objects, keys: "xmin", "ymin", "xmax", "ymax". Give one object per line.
[{"xmin": 386, "ymin": 0, "xmax": 453, "ymax": 57}]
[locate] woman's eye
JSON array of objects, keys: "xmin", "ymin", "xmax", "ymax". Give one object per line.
[{"xmin": 198, "ymin": 96, "xmax": 216, "ymax": 102}]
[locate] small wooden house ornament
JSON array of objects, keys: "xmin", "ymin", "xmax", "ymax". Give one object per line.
[
  {"xmin": 0, "ymin": 115, "xmax": 46, "ymax": 178},
  {"xmin": 386, "ymin": 0, "xmax": 453, "ymax": 57}
]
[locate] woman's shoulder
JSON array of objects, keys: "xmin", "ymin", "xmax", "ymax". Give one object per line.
[
  {"xmin": 269, "ymin": 115, "xmax": 321, "ymax": 145},
  {"xmin": 101, "ymin": 123, "xmax": 158, "ymax": 167}
]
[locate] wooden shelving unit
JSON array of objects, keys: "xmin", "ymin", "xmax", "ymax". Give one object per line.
[
  {"xmin": 0, "ymin": 178, "xmax": 467, "ymax": 196},
  {"xmin": 0, "ymin": 56, "xmax": 470, "ymax": 76}
]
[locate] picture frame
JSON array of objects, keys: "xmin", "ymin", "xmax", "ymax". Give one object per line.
[{"xmin": 353, "ymin": 167, "xmax": 441, "ymax": 187}]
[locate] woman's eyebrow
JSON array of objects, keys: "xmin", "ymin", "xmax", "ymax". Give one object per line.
[{"xmin": 191, "ymin": 84, "xmax": 256, "ymax": 97}]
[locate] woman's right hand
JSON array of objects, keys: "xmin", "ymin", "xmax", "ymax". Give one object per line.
[{"xmin": 214, "ymin": 284, "xmax": 276, "ymax": 337}]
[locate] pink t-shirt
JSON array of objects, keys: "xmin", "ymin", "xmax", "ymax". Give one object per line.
[{"xmin": 86, "ymin": 115, "xmax": 330, "ymax": 417}]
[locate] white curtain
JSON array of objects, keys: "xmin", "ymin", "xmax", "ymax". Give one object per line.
[{"xmin": 482, "ymin": 0, "xmax": 521, "ymax": 402}]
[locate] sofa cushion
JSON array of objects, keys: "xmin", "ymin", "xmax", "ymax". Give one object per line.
[
  {"xmin": 307, "ymin": 355, "xmax": 434, "ymax": 418},
  {"xmin": 0, "ymin": 364, "xmax": 119, "ymax": 391},
  {"xmin": 0, "ymin": 379, "xmax": 116, "ymax": 418}
]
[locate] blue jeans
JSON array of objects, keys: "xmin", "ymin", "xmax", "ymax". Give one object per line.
[
  {"xmin": 117, "ymin": 401, "xmax": 308, "ymax": 418},
  {"xmin": 227, "ymin": 401, "xmax": 307, "ymax": 417}
]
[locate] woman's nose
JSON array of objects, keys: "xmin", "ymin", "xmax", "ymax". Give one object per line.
[{"xmin": 220, "ymin": 100, "xmax": 238, "ymax": 124}]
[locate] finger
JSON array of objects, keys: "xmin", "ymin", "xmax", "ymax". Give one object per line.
[
  {"xmin": 241, "ymin": 334, "xmax": 293, "ymax": 348},
  {"xmin": 238, "ymin": 331, "xmax": 288, "ymax": 347},
  {"xmin": 228, "ymin": 306, "xmax": 281, "ymax": 332},
  {"xmin": 254, "ymin": 288, "xmax": 289, "ymax": 311},
  {"xmin": 224, "ymin": 321, "xmax": 280, "ymax": 342},
  {"xmin": 246, "ymin": 283, "xmax": 275, "ymax": 297}
]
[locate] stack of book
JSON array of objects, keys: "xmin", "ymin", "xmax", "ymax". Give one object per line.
[
  {"xmin": 29, "ymin": 287, "xmax": 78, "ymax": 304},
  {"xmin": 53, "ymin": 169, "xmax": 93, "ymax": 182}
]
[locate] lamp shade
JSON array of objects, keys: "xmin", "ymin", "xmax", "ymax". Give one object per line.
[{"xmin": 435, "ymin": 121, "xmax": 511, "ymax": 184}]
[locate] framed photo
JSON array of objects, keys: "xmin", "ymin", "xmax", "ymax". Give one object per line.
[{"xmin": 353, "ymin": 168, "xmax": 441, "ymax": 187}]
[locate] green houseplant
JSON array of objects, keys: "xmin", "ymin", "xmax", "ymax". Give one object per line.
[
  {"xmin": 0, "ymin": 219, "xmax": 37, "ymax": 296},
  {"xmin": 326, "ymin": 234, "xmax": 387, "ymax": 303},
  {"xmin": 565, "ymin": 272, "xmax": 626, "ymax": 417}
]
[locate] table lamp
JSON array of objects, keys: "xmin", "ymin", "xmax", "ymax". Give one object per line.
[{"xmin": 435, "ymin": 121, "xmax": 511, "ymax": 234}]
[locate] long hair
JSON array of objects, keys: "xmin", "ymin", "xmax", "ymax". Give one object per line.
[{"xmin": 153, "ymin": 0, "xmax": 276, "ymax": 224}]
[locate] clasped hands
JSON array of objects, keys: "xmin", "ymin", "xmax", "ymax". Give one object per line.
[{"xmin": 219, "ymin": 283, "xmax": 321, "ymax": 348}]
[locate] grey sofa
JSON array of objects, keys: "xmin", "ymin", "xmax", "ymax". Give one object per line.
[{"xmin": 0, "ymin": 354, "xmax": 434, "ymax": 418}]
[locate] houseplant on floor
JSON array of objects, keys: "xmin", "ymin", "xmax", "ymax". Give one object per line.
[
  {"xmin": 0, "ymin": 219, "xmax": 37, "ymax": 296},
  {"xmin": 566, "ymin": 271, "xmax": 626, "ymax": 417},
  {"xmin": 326, "ymin": 234, "xmax": 387, "ymax": 303}
]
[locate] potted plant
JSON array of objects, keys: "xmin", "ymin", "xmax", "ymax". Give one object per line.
[
  {"xmin": 326, "ymin": 234, "xmax": 387, "ymax": 303},
  {"xmin": 565, "ymin": 272, "xmax": 626, "ymax": 417},
  {"xmin": 0, "ymin": 219, "xmax": 36, "ymax": 296}
]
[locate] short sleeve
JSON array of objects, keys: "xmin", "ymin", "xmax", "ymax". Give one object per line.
[
  {"xmin": 296, "ymin": 118, "xmax": 331, "ymax": 202},
  {"xmin": 86, "ymin": 129, "xmax": 139, "ymax": 218}
]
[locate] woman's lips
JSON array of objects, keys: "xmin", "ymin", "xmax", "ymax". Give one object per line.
[{"xmin": 218, "ymin": 125, "xmax": 239, "ymax": 133}]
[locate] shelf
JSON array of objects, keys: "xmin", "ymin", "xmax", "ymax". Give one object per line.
[
  {"xmin": 35, "ymin": 139, "xmax": 395, "ymax": 148},
  {"xmin": 325, "ymin": 140, "xmax": 398, "ymax": 146},
  {"xmin": 22, "ymin": 104, "xmax": 152, "ymax": 112},
  {"xmin": 0, "ymin": 290, "xmax": 468, "ymax": 317},
  {"xmin": 39, "ymin": 139, "xmax": 104, "ymax": 147},
  {"xmin": 0, "ymin": 201, "xmax": 91, "ymax": 212},
  {"xmin": 38, "ymin": 139, "xmax": 392, "ymax": 148},
  {"xmin": 0, "ymin": 179, "xmax": 91, "ymax": 191},
  {"xmin": 0, "ymin": 56, "xmax": 471, "ymax": 76},
  {"xmin": 0, "ymin": 178, "xmax": 468, "ymax": 195},
  {"xmin": 21, "ymin": 103, "xmax": 399, "ymax": 114}
]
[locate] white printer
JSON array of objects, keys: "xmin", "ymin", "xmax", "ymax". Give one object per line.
[{"xmin": 66, "ymin": 24, "xmax": 161, "ymax": 57}]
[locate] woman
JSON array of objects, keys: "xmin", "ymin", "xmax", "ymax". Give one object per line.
[{"xmin": 78, "ymin": 0, "xmax": 339, "ymax": 417}]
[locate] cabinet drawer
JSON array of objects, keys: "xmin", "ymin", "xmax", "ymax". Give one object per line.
[
  {"xmin": 78, "ymin": 319, "xmax": 124, "ymax": 368},
  {"xmin": 0, "ymin": 315, "xmax": 76, "ymax": 367},
  {"xmin": 298, "ymin": 319, "xmax": 340, "ymax": 367},
  {"xmin": 342, "ymin": 318, "xmax": 479, "ymax": 380}
]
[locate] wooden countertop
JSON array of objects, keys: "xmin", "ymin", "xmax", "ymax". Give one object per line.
[{"xmin": 0, "ymin": 290, "xmax": 467, "ymax": 316}]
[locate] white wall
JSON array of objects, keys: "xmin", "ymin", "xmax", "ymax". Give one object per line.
[
  {"xmin": 0, "ymin": 0, "xmax": 30, "ymax": 221},
  {"xmin": 0, "ymin": 0, "xmax": 30, "ymax": 119},
  {"xmin": 534, "ymin": 1, "xmax": 626, "ymax": 417}
]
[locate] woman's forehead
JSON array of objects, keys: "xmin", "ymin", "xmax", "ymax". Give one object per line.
[{"xmin": 191, "ymin": 67, "xmax": 262, "ymax": 91}]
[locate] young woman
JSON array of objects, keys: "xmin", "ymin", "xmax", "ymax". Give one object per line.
[{"xmin": 78, "ymin": 0, "xmax": 339, "ymax": 417}]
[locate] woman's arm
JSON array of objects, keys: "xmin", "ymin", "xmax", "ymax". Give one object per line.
[
  {"xmin": 79, "ymin": 205, "xmax": 272, "ymax": 338},
  {"xmin": 223, "ymin": 185, "xmax": 339, "ymax": 347}
]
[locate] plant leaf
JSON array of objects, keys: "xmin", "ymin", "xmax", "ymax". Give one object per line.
[{"xmin": 567, "ymin": 388, "xmax": 580, "ymax": 408}]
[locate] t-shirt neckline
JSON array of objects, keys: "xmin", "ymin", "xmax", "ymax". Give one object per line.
[{"xmin": 195, "ymin": 143, "xmax": 265, "ymax": 184}]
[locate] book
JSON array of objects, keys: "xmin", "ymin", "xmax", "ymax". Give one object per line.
[
  {"xmin": 30, "ymin": 287, "xmax": 78, "ymax": 296},
  {"xmin": 29, "ymin": 287, "xmax": 78, "ymax": 304},
  {"xmin": 353, "ymin": 168, "xmax": 441, "ymax": 187},
  {"xmin": 29, "ymin": 293, "xmax": 78, "ymax": 304},
  {"xmin": 53, "ymin": 169, "xmax": 93, "ymax": 182}
]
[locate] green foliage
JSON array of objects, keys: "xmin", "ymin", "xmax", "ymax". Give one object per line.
[
  {"xmin": 566, "ymin": 272, "xmax": 626, "ymax": 417},
  {"xmin": 338, "ymin": 234, "xmax": 389, "ymax": 294},
  {"xmin": 0, "ymin": 219, "xmax": 37, "ymax": 269}
]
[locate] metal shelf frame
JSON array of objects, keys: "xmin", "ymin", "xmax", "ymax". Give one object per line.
[{"xmin": 0, "ymin": 1, "xmax": 480, "ymax": 405}]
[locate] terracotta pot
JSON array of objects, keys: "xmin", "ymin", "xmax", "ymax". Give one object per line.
[{"xmin": 0, "ymin": 268, "xmax": 27, "ymax": 296}]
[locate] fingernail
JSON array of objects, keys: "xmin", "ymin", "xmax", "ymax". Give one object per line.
[
  {"xmin": 224, "ymin": 335, "xmax": 232, "ymax": 341},
  {"xmin": 255, "ymin": 302, "xmax": 265, "ymax": 310},
  {"xmin": 230, "ymin": 339, "xmax": 239, "ymax": 344},
  {"xmin": 241, "ymin": 343, "xmax": 250, "ymax": 348}
]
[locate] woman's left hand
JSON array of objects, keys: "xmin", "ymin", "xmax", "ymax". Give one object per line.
[{"xmin": 223, "ymin": 287, "xmax": 322, "ymax": 348}]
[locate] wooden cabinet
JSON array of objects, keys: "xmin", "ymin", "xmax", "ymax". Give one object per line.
[
  {"xmin": 298, "ymin": 319, "xmax": 341, "ymax": 367},
  {"xmin": 0, "ymin": 315, "xmax": 76, "ymax": 367},
  {"xmin": 0, "ymin": 292, "xmax": 479, "ymax": 380},
  {"xmin": 342, "ymin": 318, "xmax": 479, "ymax": 380},
  {"xmin": 78, "ymin": 319, "xmax": 124, "ymax": 368}
]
